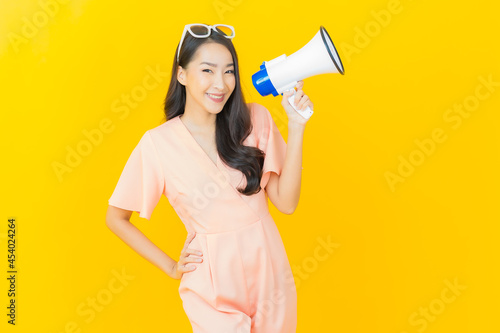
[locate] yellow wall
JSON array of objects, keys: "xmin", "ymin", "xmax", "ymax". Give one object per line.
[{"xmin": 1, "ymin": 0, "xmax": 498, "ymax": 332}]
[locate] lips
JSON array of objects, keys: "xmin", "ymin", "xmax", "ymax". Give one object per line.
[{"xmin": 206, "ymin": 93, "xmax": 225, "ymax": 102}]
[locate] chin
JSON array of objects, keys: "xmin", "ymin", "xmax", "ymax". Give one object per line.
[{"xmin": 205, "ymin": 99, "xmax": 227, "ymax": 110}]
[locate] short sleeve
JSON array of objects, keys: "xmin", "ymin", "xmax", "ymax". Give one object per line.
[
  {"xmin": 252, "ymin": 103, "xmax": 287, "ymax": 190},
  {"xmin": 108, "ymin": 131, "xmax": 165, "ymax": 220}
]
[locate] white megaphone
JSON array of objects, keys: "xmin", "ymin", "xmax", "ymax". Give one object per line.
[{"xmin": 252, "ymin": 25, "xmax": 344, "ymax": 119}]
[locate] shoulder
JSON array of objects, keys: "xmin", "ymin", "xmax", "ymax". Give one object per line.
[
  {"xmin": 142, "ymin": 118, "xmax": 179, "ymax": 146},
  {"xmin": 245, "ymin": 102, "xmax": 281, "ymax": 148},
  {"xmin": 247, "ymin": 102, "xmax": 270, "ymax": 117},
  {"xmin": 149, "ymin": 118, "xmax": 177, "ymax": 136},
  {"xmin": 247, "ymin": 102, "xmax": 273, "ymax": 129}
]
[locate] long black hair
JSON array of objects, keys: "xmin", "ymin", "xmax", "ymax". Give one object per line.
[{"xmin": 162, "ymin": 25, "xmax": 265, "ymax": 196}]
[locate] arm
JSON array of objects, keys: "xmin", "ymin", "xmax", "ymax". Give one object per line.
[
  {"xmin": 266, "ymin": 122, "xmax": 305, "ymax": 215},
  {"xmin": 105, "ymin": 205, "xmax": 177, "ymax": 278}
]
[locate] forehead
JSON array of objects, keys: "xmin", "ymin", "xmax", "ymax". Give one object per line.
[{"xmin": 193, "ymin": 43, "xmax": 233, "ymax": 65}]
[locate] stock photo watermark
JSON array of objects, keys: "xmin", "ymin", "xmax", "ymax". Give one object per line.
[
  {"xmin": 340, "ymin": 0, "xmax": 421, "ymax": 64},
  {"xmin": 269, "ymin": 106, "xmax": 289, "ymax": 135},
  {"xmin": 213, "ymin": 0, "xmax": 244, "ymax": 21},
  {"xmin": 385, "ymin": 74, "xmax": 498, "ymax": 192},
  {"xmin": 51, "ymin": 64, "xmax": 168, "ymax": 182},
  {"xmin": 51, "ymin": 267, "xmax": 135, "ymax": 333},
  {"xmin": 172, "ymin": 162, "xmax": 233, "ymax": 222},
  {"xmin": 8, "ymin": 0, "xmax": 72, "ymax": 54},
  {"xmin": 398, "ymin": 277, "xmax": 467, "ymax": 333},
  {"xmin": 250, "ymin": 235, "xmax": 341, "ymax": 331},
  {"xmin": 173, "ymin": 122, "xmax": 276, "ymax": 221}
]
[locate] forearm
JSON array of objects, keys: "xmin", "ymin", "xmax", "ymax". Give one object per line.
[
  {"xmin": 106, "ymin": 219, "xmax": 177, "ymax": 279},
  {"xmin": 278, "ymin": 122, "xmax": 305, "ymax": 213}
]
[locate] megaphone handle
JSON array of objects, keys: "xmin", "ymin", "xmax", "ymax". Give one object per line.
[{"xmin": 287, "ymin": 90, "xmax": 314, "ymax": 120}]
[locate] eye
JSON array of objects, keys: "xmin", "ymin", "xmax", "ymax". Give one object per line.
[{"xmin": 202, "ymin": 69, "xmax": 235, "ymax": 74}]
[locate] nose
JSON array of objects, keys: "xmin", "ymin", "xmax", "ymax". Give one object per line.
[{"xmin": 212, "ymin": 72, "xmax": 226, "ymax": 91}]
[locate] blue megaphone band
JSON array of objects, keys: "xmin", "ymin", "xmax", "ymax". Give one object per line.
[{"xmin": 251, "ymin": 61, "xmax": 279, "ymax": 97}]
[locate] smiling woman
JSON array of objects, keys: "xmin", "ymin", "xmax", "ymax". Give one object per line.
[
  {"xmin": 178, "ymin": 43, "xmax": 236, "ymax": 112},
  {"xmin": 165, "ymin": 25, "xmax": 264, "ymax": 196},
  {"xmin": 107, "ymin": 23, "xmax": 304, "ymax": 333}
]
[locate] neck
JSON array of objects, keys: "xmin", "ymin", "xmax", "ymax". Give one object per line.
[{"xmin": 181, "ymin": 100, "xmax": 217, "ymax": 133}]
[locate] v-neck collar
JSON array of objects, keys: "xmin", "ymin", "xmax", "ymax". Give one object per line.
[{"xmin": 174, "ymin": 115, "xmax": 220, "ymax": 169}]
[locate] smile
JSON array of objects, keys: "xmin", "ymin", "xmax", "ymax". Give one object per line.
[{"xmin": 207, "ymin": 93, "xmax": 224, "ymax": 102}]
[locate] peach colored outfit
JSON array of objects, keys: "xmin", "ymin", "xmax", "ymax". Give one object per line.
[{"xmin": 108, "ymin": 103, "xmax": 297, "ymax": 332}]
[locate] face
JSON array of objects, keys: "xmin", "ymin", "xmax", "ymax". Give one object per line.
[{"xmin": 177, "ymin": 42, "xmax": 236, "ymax": 115}]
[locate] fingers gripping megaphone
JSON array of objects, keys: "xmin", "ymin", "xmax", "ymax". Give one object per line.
[{"xmin": 252, "ymin": 26, "xmax": 345, "ymax": 119}]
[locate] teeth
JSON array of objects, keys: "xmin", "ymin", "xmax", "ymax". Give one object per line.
[{"xmin": 207, "ymin": 94, "xmax": 223, "ymax": 99}]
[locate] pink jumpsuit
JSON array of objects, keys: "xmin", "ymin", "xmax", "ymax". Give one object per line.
[{"xmin": 108, "ymin": 102, "xmax": 297, "ymax": 332}]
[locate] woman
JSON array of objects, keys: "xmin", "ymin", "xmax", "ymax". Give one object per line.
[{"xmin": 106, "ymin": 23, "xmax": 313, "ymax": 333}]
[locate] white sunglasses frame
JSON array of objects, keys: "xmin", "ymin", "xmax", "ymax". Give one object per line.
[{"xmin": 176, "ymin": 24, "xmax": 235, "ymax": 63}]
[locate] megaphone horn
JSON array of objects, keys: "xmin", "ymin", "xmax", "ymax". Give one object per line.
[{"xmin": 252, "ymin": 25, "xmax": 344, "ymax": 119}]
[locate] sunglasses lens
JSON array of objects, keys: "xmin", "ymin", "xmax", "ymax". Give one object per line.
[
  {"xmin": 190, "ymin": 25, "xmax": 210, "ymax": 36},
  {"xmin": 215, "ymin": 25, "xmax": 234, "ymax": 37}
]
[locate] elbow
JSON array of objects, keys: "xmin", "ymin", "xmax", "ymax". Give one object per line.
[
  {"xmin": 105, "ymin": 214, "xmax": 124, "ymax": 232},
  {"xmin": 106, "ymin": 205, "xmax": 132, "ymax": 230},
  {"xmin": 106, "ymin": 216, "xmax": 130, "ymax": 233},
  {"xmin": 278, "ymin": 198, "xmax": 299, "ymax": 215},
  {"xmin": 282, "ymin": 204, "xmax": 297, "ymax": 215},
  {"xmin": 105, "ymin": 210, "xmax": 116, "ymax": 229},
  {"xmin": 105, "ymin": 216, "xmax": 117, "ymax": 230}
]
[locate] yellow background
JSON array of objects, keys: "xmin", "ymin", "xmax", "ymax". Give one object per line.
[{"xmin": 1, "ymin": 0, "xmax": 499, "ymax": 332}]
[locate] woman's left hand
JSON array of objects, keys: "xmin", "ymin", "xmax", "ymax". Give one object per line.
[{"xmin": 281, "ymin": 80, "xmax": 314, "ymax": 126}]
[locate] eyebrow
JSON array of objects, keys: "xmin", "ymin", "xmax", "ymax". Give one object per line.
[{"xmin": 200, "ymin": 61, "xmax": 234, "ymax": 67}]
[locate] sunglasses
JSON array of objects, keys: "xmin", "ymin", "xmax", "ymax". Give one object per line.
[{"xmin": 177, "ymin": 24, "xmax": 235, "ymax": 63}]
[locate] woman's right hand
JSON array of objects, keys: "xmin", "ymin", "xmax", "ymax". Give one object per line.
[{"xmin": 171, "ymin": 232, "xmax": 203, "ymax": 280}]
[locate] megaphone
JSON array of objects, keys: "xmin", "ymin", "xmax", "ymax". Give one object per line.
[{"xmin": 252, "ymin": 25, "xmax": 344, "ymax": 119}]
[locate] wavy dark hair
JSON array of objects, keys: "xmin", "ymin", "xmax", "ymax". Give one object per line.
[{"xmin": 162, "ymin": 24, "xmax": 265, "ymax": 196}]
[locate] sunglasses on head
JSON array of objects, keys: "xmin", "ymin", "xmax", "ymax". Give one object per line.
[{"xmin": 177, "ymin": 24, "xmax": 235, "ymax": 63}]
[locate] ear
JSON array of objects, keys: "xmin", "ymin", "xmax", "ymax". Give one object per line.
[{"xmin": 177, "ymin": 66, "xmax": 186, "ymax": 86}]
